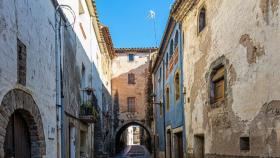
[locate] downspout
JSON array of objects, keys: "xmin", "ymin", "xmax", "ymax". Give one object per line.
[
  {"xmin": 162, "ymin": 60, "xmax": 167, "ymax": 158},
  {"xmin": 90, "ymin": 16, "xmax": 94, "ymax": 158},
  {"xmin": 55, "ymin": 10, "xmax": 62, "ymax": 158},
  {"xmin": 179, "ymin": 23, "xmax": 186, "ymax": 157},
  {"xmin": 55, "ymin": 6, "xmax": 65, "ymax": 158}
]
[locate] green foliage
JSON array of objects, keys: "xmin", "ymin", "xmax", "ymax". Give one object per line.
[
  {"xmin": 81, "ymin": 100, "xmax": 99, "ymax": 121},
  {"xmin": 145, "ymin": 60, "xmax": 154, "ymax": 127}
]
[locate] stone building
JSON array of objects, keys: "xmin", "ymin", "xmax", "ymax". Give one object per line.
[
  {"xmin": 112, "ymin": 48, "xmax": 157, "ymax": 153},
  {"xmin": 0, "ymin": 0, "xmax": 114, "ymax": 157},
  {"xmin": 170, "ymin": 0, "xmax": 280, "ymax": 157}
]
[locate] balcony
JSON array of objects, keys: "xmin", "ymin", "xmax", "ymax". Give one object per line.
[
  {"xmin": 79, "ymin": 100, "xmax": 99, "ymax": 123},
  {"xmin": 79, "ymin": 87, "xmax": 99, "ymax": 123}
]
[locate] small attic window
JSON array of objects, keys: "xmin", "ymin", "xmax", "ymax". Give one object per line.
[
  {"xmin": 79, "ymin": 0, "xmax": 85, "ymax": 15},
  {"xmin": 128, "ymin": 54, "xmax": 135, "ymax": 61},
  {"xmin": 198, "ymin": 7, "xmax": 206, "ymax": 33}
]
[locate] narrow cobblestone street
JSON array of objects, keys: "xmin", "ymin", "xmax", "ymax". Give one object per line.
[{"xmin": 115, "ymin": 145, "xmax": 151, "ymax": 158}]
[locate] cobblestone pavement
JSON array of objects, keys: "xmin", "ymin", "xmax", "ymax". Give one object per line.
[{"xmin": 114, "ymin": 145, "xmax": 151, "ymax": 158}]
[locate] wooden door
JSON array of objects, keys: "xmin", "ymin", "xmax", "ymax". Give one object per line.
[
  {"xmin": 176, "ymin": 132, "xmax": 183, "ymax": 158},
  {"xmin": 4, "ymin": 112, "xmax": 31, "ymax": 158},
  {"xmin": 167, "ymin": 131, "xmax": 172, "ymax": 158}
]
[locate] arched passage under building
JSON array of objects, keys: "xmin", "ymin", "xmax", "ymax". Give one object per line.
[{"xmin": 114, "ymin": 120, "xmax": 153, "ymax": 154}]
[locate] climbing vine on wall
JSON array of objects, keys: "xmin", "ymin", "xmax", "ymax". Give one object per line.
[{"xmin": 145, "ymin": 59, "xmax": 154, "ymax": 127}]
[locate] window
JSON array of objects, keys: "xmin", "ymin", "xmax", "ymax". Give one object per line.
[
  {"xmin": 175, "ymin": 31, "xmax": 179, "ymax": 48},
  {"xmin": 240, "ymin": 137, "xmax": 250, "ymax": 151},
  {"xmin": 210, "ymin": 66, "xmax": 225, "ymax": 103},
  {"xmin": 158, "ymin": 67, "xmax": 162, "ymax": 82},
  {"xmin": 169, "ymin": 40, "xmax": 174, "ymax": 58},
  {"xmin": 79, "ymin": 0, "xmax": 85, "ymax": 15},
  {"xmin": 128, "ymin": 54, "xmax": 135, "ymax": 61},
  {"xmin": 198, "ymin": 7, "xmax": 206, "ymax": 33},
  {"xmin": 128, "ymin": 73, "xmax": 135, "ymax": 84},
  {"xmin": 79, "ymin": 23, "xmax": 86, "ymax": 39},
  {"xmin": 175, "ymin": 72, "xmax": 180, "ymax": 101},
  {"xmin": 17, "ymin": 39, "xmax": 27, "ymax": 86},
  {"xmin": 127, "ymin": 97, "xmax": 136, "ymax": 112},
  {"xmin": 81, "ymin": 63, "xmax": 86, "ymax": 88},
  {"xmin": 165, "ymin": 53, "xmax": 169, "ymax": 68},
  {"xmin": 159, "ymin": 101, "xmax": 163, "ymax": 117},
  {"xmin": 166, "ymin": 87, "xmax": 170, "ymax": 111}
]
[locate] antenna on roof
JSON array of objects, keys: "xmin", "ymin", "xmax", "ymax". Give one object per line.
[{"xmin": 148, "ymin": 10, "xmax": 158, "ymax": 47}]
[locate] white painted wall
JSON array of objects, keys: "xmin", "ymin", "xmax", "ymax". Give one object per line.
[{"xmin": 0, "ymin": 0, "xmax": 57, "ymax": 157}]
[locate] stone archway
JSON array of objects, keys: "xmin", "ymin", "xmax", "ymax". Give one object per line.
[
  {"xmin": 114, "ymin": 120, "xmax": 153, "ymax": 154},
  {"xmin": 0, "ymin": 89, "xmax": 46, "ymax": 158}
]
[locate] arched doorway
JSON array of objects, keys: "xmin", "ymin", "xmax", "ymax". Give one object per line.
[
  {"xmin": 0, "ymin": 89, "xmax": 46, "ymax": 158},
  {"xmin": 114, "ymin": 120, "xmax": 153, "ymax": 154}
]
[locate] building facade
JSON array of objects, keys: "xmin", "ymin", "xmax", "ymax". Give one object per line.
[
  {"xmin": 112, "ymin": 48, "xmax": 157, "ymax": 153},
  {"xmin": 112, "ymin": 48, "xmax": 155, "ymax": 123},
  {"xmin": 0, "ymin": 0, "xmax": 114, "ymax": 157},
  {"xmin": 153, "ymin": 18, "xmax": 185, "ymax": 158},
  {"xmin": 0, "ymin": 0, "xmax": 59, "ymax": 157},
  {"xmin": 171, "ymin": 0, "xmax": 280, "ymax": 157}
]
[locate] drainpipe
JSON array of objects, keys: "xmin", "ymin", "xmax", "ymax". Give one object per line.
[
  {"xmin": 55, "ymin": 6, "xmax": 65, "ymax": 158},
  {"xmin": 55, "ymin": 10, "xmax": 62, "ymax": 158},
  {"xmin": 179, "ymin": 23, "xmax": 186, "ymax": 157},
  {"xmin": 162, "ymin": 60, "xmax": 167, "ymax": 158}
]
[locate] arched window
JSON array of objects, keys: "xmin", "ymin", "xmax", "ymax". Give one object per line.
[
  {"xmin": 166, "ymin": 87, "xmax": 170, "ymax": 111},
  {"xmin": 175, "ymin": 72, "xmax": 180, "ymax": 100},
  {"xmin": 165, "ymin": 53, "xmax": 169, "ymax": 68},
  {"xmin": 169, "ymin": 40, "xmax": 174, "ymax": 58},
  {"xmin": 175, "ymin": 31, "xmax": 179, "ymax": 48},
  {"xmin": 198, "ymin": 7, "xmax": 206, "ymax": 33},
  {"xmin": 81, "ymin": 63, "xmax": 86, "ymax": 88}
]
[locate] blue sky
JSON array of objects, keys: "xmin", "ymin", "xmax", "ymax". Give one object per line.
[{"xmin": 95, "ymin": 0, "xmax": 174, "ymax": 48}]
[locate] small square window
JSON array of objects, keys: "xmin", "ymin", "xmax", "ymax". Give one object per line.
[
  {"xmin": 128, "ymin": 73, "xmax": 135, "ymax": 84},
  {"xmin": 240, "ymin": 137, "xmax": 250, "ymax": 151},
  {"xmin": 128, "ymin": 54, "xmax": 135, "ymax": 61}
]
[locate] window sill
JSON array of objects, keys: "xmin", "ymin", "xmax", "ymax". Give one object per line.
[{"xmin": 210, "ymin": 99, "xmax": 225, "ymax": 108}]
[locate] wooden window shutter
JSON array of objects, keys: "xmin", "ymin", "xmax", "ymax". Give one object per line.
[{"xmin": 212, "ymin": 66, "xmax": 225, "ymax": 82}]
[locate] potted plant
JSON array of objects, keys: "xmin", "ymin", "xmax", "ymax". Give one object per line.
[{"xmin": 80, "ymin": 100, "xmax": 99, "ymax": 122}]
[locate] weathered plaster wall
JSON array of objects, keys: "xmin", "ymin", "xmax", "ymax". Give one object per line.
[
  {"xmin": 182, "ymin": 0, "xmax": 280, "ymax": 157},
  {"xmin": 0, "ymin": 0, "xmax": 57, "ymax": 157},
  {"xmin": 57, "ymin": 0, "xmax": 114, "ymax": 156}
]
